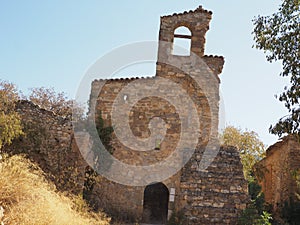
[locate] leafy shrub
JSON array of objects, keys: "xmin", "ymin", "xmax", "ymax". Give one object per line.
[{"xmin": 238, "ymin": 176, "xmax": 272, "ymax": 225}]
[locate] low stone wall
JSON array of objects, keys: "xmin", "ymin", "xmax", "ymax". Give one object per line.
[
  {"xmin": 4, "ymin": 100, "xmax": 87, "ymax": 194},
  {"xmin": 180, "ymin": 146, "xmax": 249, "ymax": 225}
]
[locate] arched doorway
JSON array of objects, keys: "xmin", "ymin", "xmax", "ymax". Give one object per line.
[{"xmin": 142, "ymin": 182, "xmax": 169, "ymax": 224}]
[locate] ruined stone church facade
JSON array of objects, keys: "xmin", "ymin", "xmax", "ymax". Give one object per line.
[
  {"xmin": 88, "ymin": 6, "xmax": 249, "ymax": 224},
  {"xmin": 5, "ymin": 6, "xmax": 249, "ymax": 225}
]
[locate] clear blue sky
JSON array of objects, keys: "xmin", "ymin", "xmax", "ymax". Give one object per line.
[{"xmin": 0, "ymin": 0, "xmax": 288, "ymax": 146}]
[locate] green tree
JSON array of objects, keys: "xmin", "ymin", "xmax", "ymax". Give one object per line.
[
  {"xmin": 0, "ymin": 80, "xmax": 23, "ymax": 149},
  {"xmin": 253, "ymin": 0, "xmax": 300, "ymax": 138},
  {"xmin": 220, "ymin": 126, "xmax": 266, "ymax": 180}
]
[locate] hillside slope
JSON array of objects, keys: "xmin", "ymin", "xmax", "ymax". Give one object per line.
[{"xmin": 0, "ymin": 154, "xmax": 110, "ymax": 225}]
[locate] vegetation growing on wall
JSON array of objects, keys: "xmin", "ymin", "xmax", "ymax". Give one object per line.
[
  {"xmin": 280, "ymin": 171, "xmax": 300, "ymax": 224},
  {"xmin": 238, "ymin": 177, "xmax": 272, "ymax": 225},
  {"xmin": 95, "ymin": 112, "xmax": 114, "ymax": 155},
  {"xmin": 83, "ymin": 112, "xmax": 114, "ymax": 209}
]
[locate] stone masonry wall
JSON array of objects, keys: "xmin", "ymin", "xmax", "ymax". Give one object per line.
[
  {"xmin": 4, "ymin": 100, "xmax": 87, "ymax": 194},
  {"xmin": 90, "ymin": 78, "xmax": 186, "ymax": 221},
  {"xmin": 88, "ymin": 6, "xmax": 249, "ymax": 224},
  {"xmin": 3, "ymin": 6, "xmax": 250, "ymax": 224},
  {"xmin": 255, "ymin": 135, "xmax": 300, "ymax": 216},
  {"xmin": 180, "ymin": 146, "xmax": 249, "ymax": 225}
]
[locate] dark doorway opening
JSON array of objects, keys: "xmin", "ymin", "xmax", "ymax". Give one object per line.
[{"xmin": 142, "ymin": 182, "xmax": 169, "ymax": 224}]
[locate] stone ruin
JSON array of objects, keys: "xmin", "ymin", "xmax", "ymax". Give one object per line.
[
  {"xmin": 4, "ymin": 6, "xmax": 249, "ymax": 225},
  {"xmin": 255, "ymin": 135, "xmax": 300, "ymax": 221},
  {"xmin": 87, "ymin": 6, "xmax": 249, "ymax": 224}
]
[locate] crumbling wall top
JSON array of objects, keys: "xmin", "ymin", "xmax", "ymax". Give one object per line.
[{"xmin": 161, "ymin": 6, "xmax": 212, "ymax": 19}]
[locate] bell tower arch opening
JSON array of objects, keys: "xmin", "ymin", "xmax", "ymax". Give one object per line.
[{"xmin": 172, "ymin": 26, "xmax": 192, "ymax": 56}]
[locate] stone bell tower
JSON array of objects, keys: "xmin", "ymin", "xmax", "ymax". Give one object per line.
[
  {"xmin": 158, "ymin": 6, "xmax": 212, "ymax": 58},
  {"xmin": 155, "ymin": 6, "xmax": 224, "ymax": 144},
  {"xmin": 88, "ymin": 6, "xmax": 248, "ymax": 225}
]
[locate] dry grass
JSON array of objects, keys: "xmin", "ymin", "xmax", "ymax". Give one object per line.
[{"xmin": 0, "ymin": 154, "xmax": 110, "ymax": 225}]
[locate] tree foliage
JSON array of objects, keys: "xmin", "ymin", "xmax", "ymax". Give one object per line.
[
  {"xmin": 0, "ymin": 80, "xmax": 23, "ymax": 149},
  {"xmin": 220, "ymin": 126, "xmax": 266, "ymax": 180},
  {"xmin": 27, "ymin": 87, "xmax": 76, "ymax": 117},
  {"xmin": 253, "ymin": 0, "xmax": 300, "ymax": 138}
]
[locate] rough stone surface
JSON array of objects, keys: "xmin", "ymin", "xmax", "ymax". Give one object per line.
[
  {"xmin": 3, "ymin": 100, "xmax": 87, "ymax": 194},
  {"xmin": 255, "ymin": 135, "xmax": 300, "ymax": 217},
  {"xmin": 4, "ymin": 6, "xmax": 249, "ymax": 225},
  {"xmin": 88, "ymin": 6, "xmax": 249, "ymax": 225}
]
